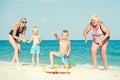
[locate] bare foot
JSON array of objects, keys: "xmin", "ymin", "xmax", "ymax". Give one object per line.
[
  {"xmin": 104, "ymin": 68, "xmax": 108, "ymax": 70},
  {"xmin": 93, "ymin": 68, "xmax": 97, "ymax": 70},
  {"xmin": 49, "ymin": 65, "xmax": 54, "ymax": 69},
  {"xmin": 37, "ymin": 64, "xmax": 40, "ymax": 67},
  {"xmin": 31, "ymin": 63, "xmax": 34, "ymax": 66},
  {"xmin": 16, "ymin": 63, "xmax": 22, "ymax": 66},
  {"xmin": 11, "ymin": 62, "xmax": 15, "ymax": 66}
]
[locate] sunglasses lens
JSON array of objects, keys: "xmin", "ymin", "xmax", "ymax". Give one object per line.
[{"xmin": 22, "ymin": 21, "xmax": 27, "ymax": 23}]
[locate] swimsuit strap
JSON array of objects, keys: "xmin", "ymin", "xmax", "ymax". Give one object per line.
[
  {"xmin": 17, "ymin": 25, "xmax": 25, "ymax": 34},
  {"xmin": 99, "ymin": 22, "xmax": 106, "ymax": 35}
]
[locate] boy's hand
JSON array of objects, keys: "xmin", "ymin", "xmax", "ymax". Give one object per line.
[
  {"xmin": 64, "ymin": 53, "xmax": 70, "ymax": 58},
  {"xmin": 36, "ymin": 42, "xmax": 40, "ymax": 45},
  {"xmin": 51, "ymin": 32, "xmax": 57, "ymax": 35},
  {"xmin": 51, "ymin": 31, "xmax": 60, "ymax": 41}
]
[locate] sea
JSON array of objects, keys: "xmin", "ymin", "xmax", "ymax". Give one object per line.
[{"xmin": 0, "ymin": 40, "xmax": 120, "ymax": 69}]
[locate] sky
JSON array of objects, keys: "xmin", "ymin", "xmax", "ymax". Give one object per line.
[{"xmin": 0, "ymin": 0, "xmax": 120, "ymax": 40}]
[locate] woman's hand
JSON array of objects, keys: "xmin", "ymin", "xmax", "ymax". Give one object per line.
[
  {"xmin": 85, "ymin": 37, "xmax": 89, "ymax": 43},
  {"xmin": 85, "ymin": 40, "xmax": 88, "ymax": 43},
  {"xmin": 98, "ymin": 40, "xmax": 102, "ymax": 46},
  {"xmin": 83, "ymin": 24, "xmax": 91, "ymax": 43},
  {"xmin": 21, "ymin": 38, "xmax": 27, "ymax": 43}
]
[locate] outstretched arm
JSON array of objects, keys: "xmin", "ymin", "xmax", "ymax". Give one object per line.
[
  {"xmin": 27, "ymin": 36, "xmax": 33, "ymax": 43},
  {"xmin": 51, "ymin": 32, "xmax": 61, "ymax": 41}
]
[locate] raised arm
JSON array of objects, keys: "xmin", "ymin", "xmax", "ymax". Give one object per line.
[
  {"xmin": 83, "ymin": 24, "xmax": 91, "ymax": 43},
  {"xmin": 51, "ymin": 32, "xmax": 61, "ymax": 41}
]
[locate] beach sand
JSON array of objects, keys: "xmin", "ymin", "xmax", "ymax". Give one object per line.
[{"xmin": 0, "ymin": 61, "xmax": 120, "ymax": 80}]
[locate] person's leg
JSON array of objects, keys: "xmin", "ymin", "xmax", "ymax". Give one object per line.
[
  {"xmin": 91, "ymin": 42, "xmax": 100, "ymax": 69},
  {"xmin": 36, "ymin": 46, "xmax": 40, "ymax": 66},
  {"xmin": 16, "ymin": 41, "xmax": 21, "ymax": 53},
  {"xmin": 49, "ymin": 51, "xmax": 58, "ymax": 68},
  {"xmin": 36, "ymin": 54, "xmax": 40, "ymax": 66},
  {"xmin": 64, "ymin": 64, "xmax": 71, "ymax": 69},
  {"xmin": 100, "ymin": 41, "xmax": 108, "ymax": 70},
  {"xmin": 15, "ymin": 41, "xmax": 21, "ymax": 65},
  {"xmin": 8, "ymin": 35, "xmax": 19, "ymax": 65},
  {"xmin": 32, "ymin": 54, "xmax": 35, "ymax": 66}
]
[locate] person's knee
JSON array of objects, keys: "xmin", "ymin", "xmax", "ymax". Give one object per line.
[
  {"xmin": 101, "ymin": 48, "xmax": 106, "ymax": 52},
  {"xmin": 50, "ymin": 51, "xmax": 54, "ymax": 55},
  {"xmin": 101, "ymin": 52, "xmax": 106, "ymax": 57},
  {"xmin": 14, "ymin": 47, "xmax": 19, "ymax": 52},
  {"xmin": 90, "ymin": 49, "xmax": 97, "ymax": 58},
  {"xmin": 32, "ymin": 54, "xmax": 35, "ymax": 57},
  {"xmin": 91, "ymin": 48, "xmax": 97, "ymax": 54},
  {"xmin": 36, "ymin": 54, "xmax": 39, "ymax": 57},
  {"xmin": 18, "ymin": 49, "xmax": 21, "ymax": 53},
  {"xmin": 101, "ymin": 52, "xmax": 107, "ymax": 59},
  {"xmin": 50, "ymin": 51, "xmax": 58, "ymax": 57},
  {"xmin": 101, "ymin": 48, "xmax": 106, "ymax": 54}
]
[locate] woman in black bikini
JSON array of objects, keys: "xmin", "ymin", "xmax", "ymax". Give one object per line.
[{"xmin": 8, "ymin": 17, "xmax": 27, "ymax": 65}]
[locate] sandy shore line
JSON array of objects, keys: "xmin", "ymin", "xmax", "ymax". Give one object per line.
[{"xmin": 0, "ymin": 61, "xmax": 120, "ymax": 80}]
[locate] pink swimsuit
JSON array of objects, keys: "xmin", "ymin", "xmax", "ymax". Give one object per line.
[{"xmin": 92, "ymin": 27, "xmax": 104, "ymax": 43}]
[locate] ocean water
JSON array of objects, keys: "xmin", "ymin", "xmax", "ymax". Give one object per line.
[{"xmin": 0, "ymin": 40, "xmax": 120, "ymax": 68}]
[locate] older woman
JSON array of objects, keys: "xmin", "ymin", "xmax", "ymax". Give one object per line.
[
  {"xmin": 8, "ymin": 17, "xmax": 27, "ymax": 65},
  {"xmin": 83, "ymin": 14, "xmax": 110, "ymax": 70}
]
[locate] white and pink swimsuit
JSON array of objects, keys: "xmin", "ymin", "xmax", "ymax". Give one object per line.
[{"xmin": 92, "ymin": 27, "xmax": 104, "ymax": 44}]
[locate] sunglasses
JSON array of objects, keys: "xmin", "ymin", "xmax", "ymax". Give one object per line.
[{"xmin": 21, "ymin": 21, "xmax": 27, "ymax": 23}]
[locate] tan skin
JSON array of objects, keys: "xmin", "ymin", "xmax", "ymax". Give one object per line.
[
  {"xmin": 50, "ymin": 32, "xmax": 71, "ymax": 68},
  {"xmin": 28, "ymin": 29, "xmax": 41, "ymax": 66},
  {"xmin": 83, "ymin": 18, "xmax": 110, "ymax": 70},
  {"xmin": 8, "ymin": 20, "xmax": 27, "ymax": 65}
]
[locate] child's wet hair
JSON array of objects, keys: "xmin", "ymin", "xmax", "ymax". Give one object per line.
[
  {"xmin": 32, "ymin": 26, "xmax": 38, "ymax": 32},
  {"xmin": 62, "ymin": 30, "xmax": 69, "ymax": 35},
  {"xmin": 63, "ymin": 30, "xmax": 68, "ymax": 33}
]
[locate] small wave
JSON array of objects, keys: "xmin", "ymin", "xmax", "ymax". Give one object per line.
[{"xmin": 74, "ymin": 63, "xmax": 120, "ymax": 70}]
